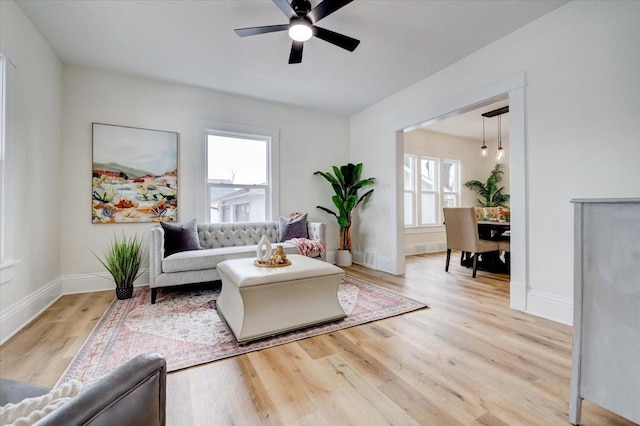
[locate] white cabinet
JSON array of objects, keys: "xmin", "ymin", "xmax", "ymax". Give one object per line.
[{"xmin": 569, "ymin": 198, "xmax": 640, "ymax": 425}]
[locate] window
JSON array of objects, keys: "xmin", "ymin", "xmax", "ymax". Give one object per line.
[
  {"xmin": 403, "ymin": 155, "xmax": 416, "ymax": 226},
  {"xmin": 207, "ymin": 132, "xmax": 273, "ymax": 223},
  {"xmin": 442, "ymin": 160, "xmax": 461, "ymax": 208},
  {"xmin": 1, "ymin": 53, "xmax": 19, "ymax": 284},
  {"xmin": 234, "ymin": 203, "xmax": 250, "ymax": 222},
  {"xmin": 420, "ymin": 157, "xmax": 438, "ymax": 225},
  {"xmin": 0, "ymin": 54, "xmax": 5, "ymax": 265},
  {"xmin": 404, "ymin": 154, "xmax": 461, "ymax": 227}
]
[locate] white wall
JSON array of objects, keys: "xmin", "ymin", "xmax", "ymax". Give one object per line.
[
  {"xmin": 403, "ymin": 129, "xmax": 510, "ymax": 255},
  {"xmin": 60, "ymin": 65, "xmax": 350, "ymax": 283},
  {"xmin": 0, "ymin": 0, "xmax": 63, "ymax": 341},
  {"xmin": 350, "ymin": 0, "xmax": 640, "ymax": 324}
]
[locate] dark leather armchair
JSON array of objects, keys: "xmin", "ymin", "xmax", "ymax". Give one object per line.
[{"xmin": 0, "ymin": 353, "xmax": 166, "ymax": 426}]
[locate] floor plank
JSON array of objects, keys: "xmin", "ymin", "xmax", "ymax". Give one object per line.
[{"xmin": 0, "ymin": 253, "xmax": 635, "ymax": 425}]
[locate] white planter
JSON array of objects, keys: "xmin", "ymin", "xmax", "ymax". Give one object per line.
[{"xmin": 335, "ymin": 250, "xmax": 352, "ymax": 267}]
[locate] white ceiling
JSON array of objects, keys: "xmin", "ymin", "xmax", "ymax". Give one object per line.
[
  {"xmin": 423, "ymin": 99, "xmax": 509, "ymax": 141},
  {"xmin": 16, "ymin": 0, "xmax": 567, "ymax": 116}
]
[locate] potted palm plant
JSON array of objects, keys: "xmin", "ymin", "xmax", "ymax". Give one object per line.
[
  {"xmin": 314, "ymin": 163, "xmax": 375, "ymax": 266},
  {"xmin": 92, "ymin": 232, "xmax": 145, "ymax": 300},
  {"xmin": 463, "ymin": 163, "xmax": 510, "ymax": 208}
]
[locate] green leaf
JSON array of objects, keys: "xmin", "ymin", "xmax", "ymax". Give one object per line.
[
  {"xmin": 314, "ymin": 162, "xmax": 375, "ymax": 234},
  {"xmin": 91, "ymin": 232, "xmax": 145, "ymax": 287},
  {"xmin": 313, "ymin": 171, "xmax": 338, "ymax": 186},
  {"xmin": 463, "ymin": 164, "xmax": 509, "ymax": 208},
  {"xmin": 332, "ymin": 166, "xmax": 345, "ymax": 188}
]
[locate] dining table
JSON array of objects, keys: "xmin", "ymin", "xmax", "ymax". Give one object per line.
[
  {"xmin": 461, "ymin": 220, "xmax": 511, "ymax": 273},
  {"xmin": 476, "ymin": 220, "xmax": 510, "ymax": 240}
]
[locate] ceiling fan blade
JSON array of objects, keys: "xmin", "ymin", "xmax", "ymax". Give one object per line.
[
  {"xmin": 234, "ymin": 24, "xmax": 290, "ymax": 37},
  {"xmin": 313, "ymin": 26, "xmax": 360, "ymax": 52},
  {"xmin": 307, "ymin": 0, "xmax": 353, "ymax": 24},
  {"xmin": 289, "ymin": 41, "xmax": 304, "ymax": 64},
  {"xmin": 273, "ymin": 0, "xmax": 297, "ymax": 20}
]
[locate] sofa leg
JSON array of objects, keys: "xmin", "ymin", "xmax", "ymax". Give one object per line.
[{"xmin": 151, "ymin": 288, "xmax": 158, "ymax": 304}]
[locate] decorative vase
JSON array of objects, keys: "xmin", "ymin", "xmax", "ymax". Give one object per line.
[
  {"xmin": 256, "ymin": 235, "xmax": 272, "ymax": 262},
  {"xmin": 115, "ymin": 286, "xmax": 134, "ymax": 300},
  {"xmin": 335, "ymin": 249, "xmax": 352, "ymax": 267}
]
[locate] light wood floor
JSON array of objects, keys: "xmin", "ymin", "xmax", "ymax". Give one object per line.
[{"xmin": 0, "ymin": 253, "xmax": 635, "ymax": 425}]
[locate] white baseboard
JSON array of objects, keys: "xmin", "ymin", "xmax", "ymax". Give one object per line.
[
  {"xmin": 0, "ymin": 277, "xmax": 63, "ymax": 345},
  {"xmin": 0, "ymin": 272, "xmax": 151, "ymax": 345},
  {"xmin": 526, "ymin": 289, "xmax": 573, "ymax": 326},
  {"xmin": 62, "ymin": 271, "xmax": 149, "ymax": 295},
  {"xmin": 404, "ymin": 242, "xmax": 446, "ymax": 255},
  {"xmin": 375, "ymin": 255, "xmax": 397, "ymax": 275}
]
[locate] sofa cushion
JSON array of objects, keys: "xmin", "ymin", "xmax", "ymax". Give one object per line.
[
  {"xmin": 161, "ymin": 219, "xmax": 203, "ymax": 257},
  {"xmin": 278, "ymin": 213, "xmax": 308, "ymax": 242},
  {"xmin": 197, "ymin": 222, "xmax": 282, "ymax": 249},
  {"xmin": 0, "ymin": 380, "xmax": 82, "ymax": 426},
  {"xmin": 162, "ymin": 243, "xmax": 299, "ymax": 273}
]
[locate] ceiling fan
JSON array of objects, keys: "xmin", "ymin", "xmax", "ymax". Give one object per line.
[{"xmin": 234, "ymin": 0, "xmax": 360, "ymax": 64}]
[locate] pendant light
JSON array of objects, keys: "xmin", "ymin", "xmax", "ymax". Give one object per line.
[
  {"xmin": 481, "ymin": 105, "xmax": 508, "ymax": 160},
  {"xmin": 496, "ymin": 115, "xmax": 505, "ymax": 162},
  {"xmin": 480, "ymin": 117, "xmax": 488, "ymax": 157}
]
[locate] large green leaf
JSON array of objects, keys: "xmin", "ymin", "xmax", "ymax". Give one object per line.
[
  {"xmin": 314, "ymin": 162, "xmax": 376, "ymax": 246},
  {"xmin": 463, "ymin": 163, "xmax": 509, "ymax": 207}
]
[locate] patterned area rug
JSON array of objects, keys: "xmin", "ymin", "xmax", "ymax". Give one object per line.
[{"xmin": 59, "ymin": 275, "xmax": 427, "ymax": 385}]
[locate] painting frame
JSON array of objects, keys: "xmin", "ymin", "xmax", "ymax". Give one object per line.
[{"xmin": 92, "ymin": 123, "xmax": 179, "ymax": 223}]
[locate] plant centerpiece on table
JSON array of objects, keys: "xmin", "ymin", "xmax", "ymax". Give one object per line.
[
  {"xmin": 92, "ymin": 232, "xmax": 145, "ymax": 300},
  {"xmin": 463, "ymin": 163, "xmax": 510, "ymax": 221},
  {"xmin": 314, "ymin": 163, "xmax": 375, "ymax": 266}
]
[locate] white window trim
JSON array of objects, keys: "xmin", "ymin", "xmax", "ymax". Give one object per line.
[
  {"xmin": 196, "ymin": 120, "xmax": 280, "ymax": 223},
  {"xmin": 206, "ymin": 130, "xmax": 271, "ymax": 222},
  {"xmin": 0, "ymin": 53, "xmax": 20, "ymax": 285},
  {"xmin": 419, "ymin": 156, "xmax": 439, "ymax": 226},
  {"xmin": 404, "ymin": 155, "xmax": 461, "ymax": 229},
  {"xmin": 403, "ymin": 154, "xmax": 416, "ymax": 227},
  {"xmin": 0, "ymin": 53, "xmax": 5, "ymax": 266},
  {"xmin": 442, "ymin": 158, "xmax": 461, "ymax": 208}
]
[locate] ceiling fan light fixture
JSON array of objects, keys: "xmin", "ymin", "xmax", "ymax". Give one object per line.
[
  {"xmin": 289, "ymin": 22, "xmax": 312, "ymax": 42},
  {"xmin": 234, "ymin": 0, "xmax": 359, "ymax": 63}
]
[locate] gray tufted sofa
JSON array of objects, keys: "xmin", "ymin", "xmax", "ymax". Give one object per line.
[{"xmin": 148, "ymin": 221, "xmax": 325, "ymax": 304}]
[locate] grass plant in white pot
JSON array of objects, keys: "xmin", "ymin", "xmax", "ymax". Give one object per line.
[
  {"xmin": 314, "ymin": 163, "xmax": 375, "ymax": 267},
  {"xmin": 92, "ymin": 232, "xmax": 145, "ymax": 300}
]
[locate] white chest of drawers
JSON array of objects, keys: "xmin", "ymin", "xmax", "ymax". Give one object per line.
[{"xmin": 569, "ymin": 198, "xmax": 640, "ymax": 425}]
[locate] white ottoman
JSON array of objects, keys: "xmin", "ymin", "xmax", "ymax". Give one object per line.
[{"xmin": 216, "ymin": 254, "xmax": 345, "ymax": 343}]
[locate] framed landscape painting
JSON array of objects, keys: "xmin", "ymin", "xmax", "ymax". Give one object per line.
[{"xmin": 92, "ymin": 123, "xmax": 178, "ymax": 223}]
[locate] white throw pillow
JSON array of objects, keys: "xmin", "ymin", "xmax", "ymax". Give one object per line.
[{"xmin": 0, "ymin": 380, "xmax": 83, "ymax": 426}]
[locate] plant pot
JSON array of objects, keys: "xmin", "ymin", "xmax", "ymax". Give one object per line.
[
  {"xmin": 335, "ymin": 250, "xmax": 352, "ymax": 267},
  {"xmin": 115, "ymin": 286, "xmax": 134, "ymax": 300}
]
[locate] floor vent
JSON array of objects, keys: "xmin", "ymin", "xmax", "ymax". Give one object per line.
[{"xmin": 363, "ymin": 248, "xmax": 378, "ymax": 268}]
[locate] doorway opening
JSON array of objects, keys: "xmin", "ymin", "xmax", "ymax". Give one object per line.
[{"xmin": 393, "ymin": 74, "xmax": 527, "ymax": 311}]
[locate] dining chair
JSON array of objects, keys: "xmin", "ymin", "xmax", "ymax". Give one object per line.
[
  {"xmin": 443, "ymin": 207, "xmax": 500, "ymax": 278},
  {"xmin": 499, "ymin": 235, "xmax": 510, "ymax": 273}
]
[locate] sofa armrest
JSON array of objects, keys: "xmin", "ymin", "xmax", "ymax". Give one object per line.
[
  {"xmin": 306, "ymin": 222, "xmax": 326, "ymax": 260},
  {"xmin": 37, "ymin": 353, "xmax": 167, "ymax": 426},
  {"xmin": 148, "ymin": 226, "xmax": 164, "ymax": 287}
]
